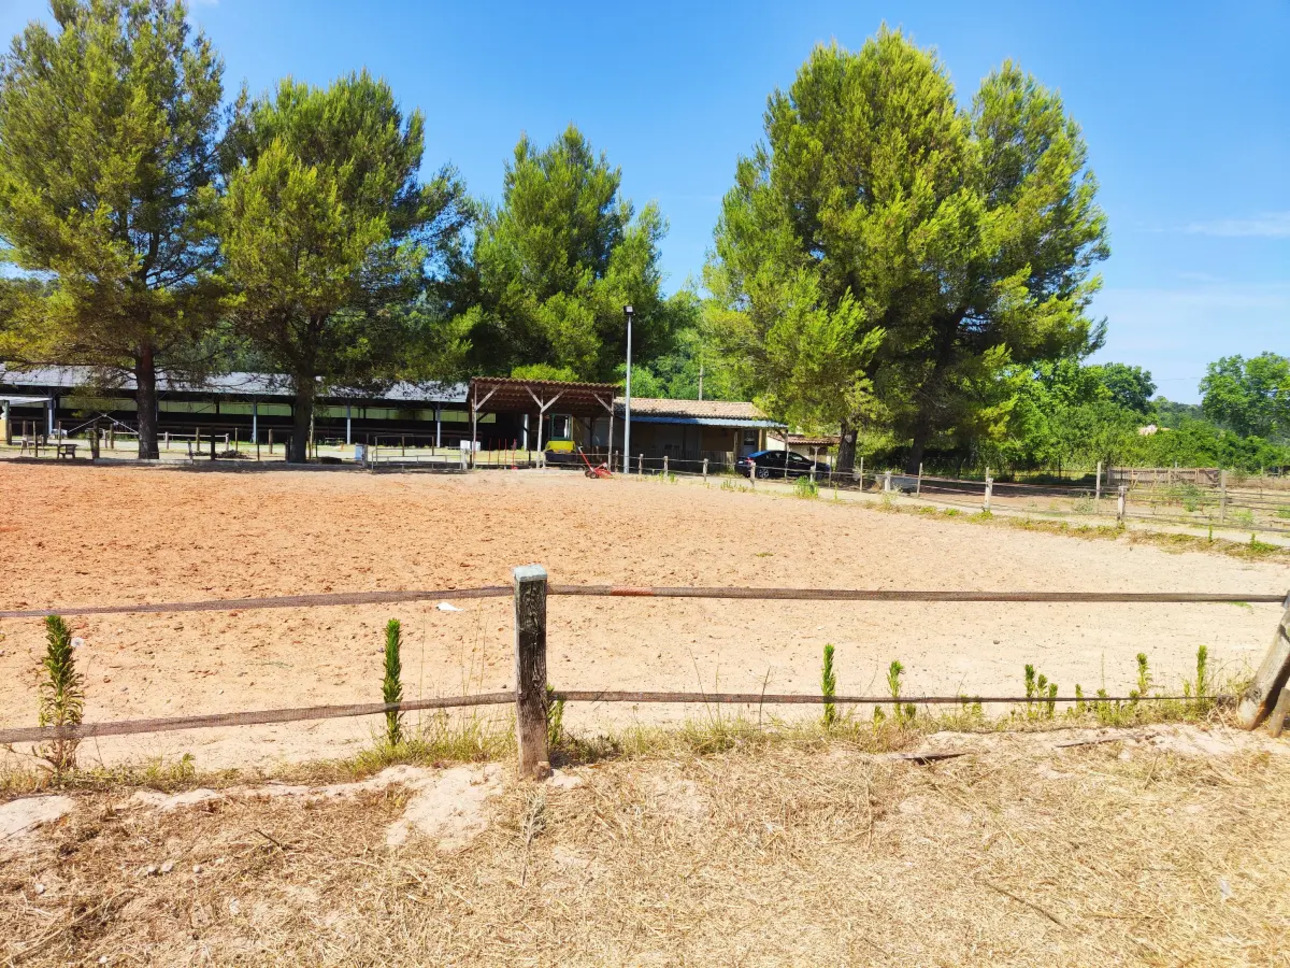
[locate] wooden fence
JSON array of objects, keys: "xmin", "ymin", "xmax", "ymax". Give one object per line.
[{"xmin": 2, "ymin": 572, "xmax": 1288, "ymax": 777}]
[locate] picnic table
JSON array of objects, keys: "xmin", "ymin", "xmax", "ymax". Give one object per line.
[{"xmin": 54, "ymin": 441, "xmax": 78, "ymax": 460}]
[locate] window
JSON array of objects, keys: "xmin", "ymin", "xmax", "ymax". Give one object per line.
[
  {"xmin": 549, "ymin": 414, "xmax": 572, "ymax": 441},
  {"xmin": 742, "ymin": 429, "xmax": 758, "ymax": 446}
]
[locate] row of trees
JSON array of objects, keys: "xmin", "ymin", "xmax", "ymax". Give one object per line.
[
  {"xmin": 0, "ymin": 0, "xmax": 687, "ymax": 461},
  {"xmin": 0, "ymin": 5, "xmax": 1281, "ymax": 471}
]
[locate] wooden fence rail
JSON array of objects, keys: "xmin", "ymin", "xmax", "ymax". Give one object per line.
[{"xmin": 2, "ymin": 568, "xmax": 1288, "ymax": 775}]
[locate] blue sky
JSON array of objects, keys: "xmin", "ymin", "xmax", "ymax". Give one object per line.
[{"xmin": 2, "ymin": 0, "xmax": 1286, "ymax": 402}]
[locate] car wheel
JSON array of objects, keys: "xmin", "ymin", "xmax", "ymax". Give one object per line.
[{"xmin": 756, "ymin": 467, "xmax": 770, "ymax": 479}]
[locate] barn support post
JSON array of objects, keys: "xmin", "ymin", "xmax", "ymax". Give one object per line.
[
  {"xmin": 251, "ymin": 401, "xmax": 258, "ymax": 445},
  {"xmin": 1, "ymin": 399, "xmax": 9, "ymax": 445},
  {"xmin": 513, "ymin": 564, "xmax": 550, "ymax": 780},
  {"xmin": 435, "ymin": 404, "xmax": 442, "ymax": 450},
  {"xmin": 345, "ymin": 403, "xmax": 352, "ymax": 446}
]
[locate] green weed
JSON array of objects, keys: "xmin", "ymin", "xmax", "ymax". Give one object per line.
[
  {"xmin": 37, "ymin": 615, "xmax": 84, "ymax": 775},
  {"xmin": 821, "ymin": 644, "xmax": 837, "ymax": 727},
  {"xmin": 383, "ymin": 619, "xmax": 403, "ymax": 747}
]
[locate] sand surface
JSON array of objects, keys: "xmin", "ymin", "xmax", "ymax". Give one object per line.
[{"xmin": 0, "ymin": 463, "xmax": 1285, "ymax": 769}]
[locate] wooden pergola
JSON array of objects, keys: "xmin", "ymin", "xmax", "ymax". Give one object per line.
[{"xmin": 466, "ymin": 377, "xmax": 617, "ymax": 467}]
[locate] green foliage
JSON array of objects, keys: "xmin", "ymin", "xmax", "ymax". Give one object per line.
[
  {"xmin": 1200, "ymin": 353, "xmax": 1290, "ymax": 439},
  {"xmin": 546, "ymin": 684, "xmax": 566, "ymax": 751},
  {"xmin": 1023, "ymin": 664, "xmax": 1058, "ymax": 720},
  {"xmin": 1133, "ymin": 652, "xmax": 1151, "ymax": 700},
  {"xmin": 794, "ymin": 475, "xmax": 820, "ymax": 499},
  {"xmin": 821, "ymin": 644, "xmax": 837, "ymax": 727},
  {"xmin": 459, "ymin": 125, "xmax": 688, "ymax": 381},
  {"xmin": 382, "ymin": 619, "xmax": 403, "ymax": 747},
  {"xmin": 0, "ymin": 0, "xmax": 225, "ymax": 460},
  {"xmin": 707, "ymin": 29, "xmax": 1108, "ymax": 471},
  {"xmin": 886, "ymin": 660, "xmax": 915, "ymax": 725},
  {"xmin": 37, "ymin": 616, "xmax": 84, "ymax": 774},
  {"xmin": 219, "ymin": 71, "xmax": 469, "ymax": 462}
]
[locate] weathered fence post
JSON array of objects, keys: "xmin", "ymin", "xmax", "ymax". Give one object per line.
[
  {"xmin": 1117, "ymin": 484, "xmax": 1127, "ymax": 524},
  {"xmin": 703, "ymin": 457, "xmax": 709, "ymax": 482},
  {"xmin": 1237, "ymin": 595, "xmax": 1290, "ymax": 730},
  {"xmin": 917, "ymin": 462, "xmax": 923, "ymax": 496},
  {"xmin": 883, "ymin": 470, "xmax": 892, "ymax": 493},
  {"xmin": 748, "ymin": 460, "xmax": 756, "ymax": 487},
  {"xmin": 513, "ymin": 564, "xmax": 550, "ymax": 779},
  {"xmin": 983, "ymin": 476, "xmax": 993, "ymax": 512},
  {"xmin": 663, "ymin": 455, "xmax": 669, "ymax": 477},
  {"xmin": 638, "ymin": 453, "xmax": 644, "ymax": 475},
  {"xmin": 1095, "ymin": 461, "xmax": 1103, "ymax": 501},
  {"xmin": 1220, "ymin": 469, "xmax": 1228, "ymax": 524},
  {"xmin": 857, "ymin": 456, "xmax": 863, "ymax": 488}
]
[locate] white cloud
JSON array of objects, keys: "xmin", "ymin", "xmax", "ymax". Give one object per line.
[{"xmin": 1184, "ymin": 211, "xmax": 1290, "ymax": 238}]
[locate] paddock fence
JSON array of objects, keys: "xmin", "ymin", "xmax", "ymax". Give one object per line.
[{"xmin": 3, "ymin": 572, "xmax": 1288, "ymax": 776}]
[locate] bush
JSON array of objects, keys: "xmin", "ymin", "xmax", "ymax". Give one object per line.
[{"xmin": 38, "ymin": 615, "xmax": 84, "ymax": 774}]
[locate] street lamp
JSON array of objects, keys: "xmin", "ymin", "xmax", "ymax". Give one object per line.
[{"xmin": 622, "ymin": 304, "xmax": 633, "ymax": 474}]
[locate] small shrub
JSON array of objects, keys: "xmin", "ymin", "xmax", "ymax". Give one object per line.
[
  {"xmin": 794, "ymin": 476, "xmax": 820, "ymax": 500},
  {"xmin": 886, "ymin": 660, "xmax": 915, "ymax": 724},
  {"xmin": 1071, "ymin": 495, "xmax": 1095, "ymax": 515},
  {"xmin": 1023, "ymin": 664, "xmax": 1058, "ymax": 720},
  {"xmin": 1230, "ymin": 508, "xmax": 1255, "ymax": 527},
  {"xmin": 383, "ymin": 619, "xmax": 403, "ymax": 747},
  {"xmin": 37, "ymin": 615, "xmax": 84, "ymax": 775},
  {"xmin": 821, "ymin": 644, "xmax": 837, "ymax": 727},
  {"xmin": 546, "ymin": 684, "xmax": 566, "ymax": 750}
]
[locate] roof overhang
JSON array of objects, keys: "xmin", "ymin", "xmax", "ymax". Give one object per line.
[
  {"xmin": 0, "ymin": 394, "xmax": 52, "ymax": 405},
  {"xmin": 629, "ymin": 415, "xmax": 782, "ymax": 428},
  {"xmin": 467, "ymin": 377, "xmax": 616, "ymax": 417}
]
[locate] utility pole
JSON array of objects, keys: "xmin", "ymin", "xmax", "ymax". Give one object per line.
[{"xmin": 622, "ymin": 304, "xmax": 633, "ymax": 475}]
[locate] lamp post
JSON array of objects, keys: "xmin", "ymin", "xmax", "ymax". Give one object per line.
[{"xmin": 622, "ymin": 304, "xmax": 633, "ymax": 474}]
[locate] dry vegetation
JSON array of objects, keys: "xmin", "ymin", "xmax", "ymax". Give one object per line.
[{"xmin": 3, "ymin": 724, "xmax": 1289, "ymax": 967}]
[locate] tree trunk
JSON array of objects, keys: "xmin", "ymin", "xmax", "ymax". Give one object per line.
[
  {"xmin": 835, "ymin": 418, "xmax": 858, "ymax": 474},
  {"xmin": 288, "ymin": 379, "xmax": 315, "ymax": 463},
  {"xmin": 135, "ymin": 346, "xmax": 160, "ymax": 461},
  {"xmin": 904, "ymin": 419, "xmax": 931, "ymax": 474}
]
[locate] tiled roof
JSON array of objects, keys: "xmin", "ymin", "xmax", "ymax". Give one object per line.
[{"xmin": 616, "ymin": 397, "xmax": 769, "ymax": 421}]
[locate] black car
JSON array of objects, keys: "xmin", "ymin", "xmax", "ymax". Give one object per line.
[{"xmin": 735, "ymin": 449, "xmax": 830, "ymax": 479}]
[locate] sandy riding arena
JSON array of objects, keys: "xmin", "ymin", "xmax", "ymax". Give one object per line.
[{"xmin": 0, "ymin": 463, "xmax": 1285, "ymax": 769}]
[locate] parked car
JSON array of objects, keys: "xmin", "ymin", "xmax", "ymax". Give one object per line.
[{"xmin": 735, "ymin": 449, "xmax": 830, "ymax": 480}]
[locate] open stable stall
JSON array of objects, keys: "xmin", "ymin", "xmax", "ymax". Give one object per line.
[{"xmin": 466, "ymin": 377, "xmax": 617, "ymax": 468}]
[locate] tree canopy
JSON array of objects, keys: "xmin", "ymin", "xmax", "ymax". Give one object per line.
[
  {"xmin": 1200, "ymin": 353, "xmax": 1290, "ymax": 440},
  {"xmin": 218, "ymin": 70, "xmax": 468, "ymax": 461},
  {"xmin": 0, "ymin": 0, "xmax": 225, "ymax": 458},
  {"xmin": 707, "ymin": 29, "xmax": 1109, "ymax": 471},
  {"xmin": 459, "ymin": 125, "xmax": 685, "ymax": 382}
]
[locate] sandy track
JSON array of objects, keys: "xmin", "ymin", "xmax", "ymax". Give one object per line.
[{"xmin": 0, "ymin": 463, "xmax": 1285, "ymax": 768}]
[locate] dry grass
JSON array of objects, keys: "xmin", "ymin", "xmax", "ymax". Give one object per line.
[{"xmin": 3, "ymin": 724, "xmax": 1289, "ymax": 967}]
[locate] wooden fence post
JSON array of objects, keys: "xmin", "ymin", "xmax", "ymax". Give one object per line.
[
  {"xmin": 857, "ymin": 456, "xmax": 863, "ymax": 488},
  {"xmin": 917, "ymin": 462, "xmax": 923, "ymax": 496},
  {"xmin": 1237, "ymin": 596, "xmax": 1290, "ymax": 730},
  {"xmin": 703, "ymin": 457, "xmax": 709, "ymax": 482},
  {"xmin": 883, "ymin": 470, "xmax": 892, "ymax": 493},
  {"xmin": 1117, "ymin": 484, "xmax": 1127, "ymax": 524},
  {"xmin": 983, "ymin": 476, "xmax": 993, "ymax": 512},
  {"xmin": 638, "ymin": 453, "xmax": 643, "ymax": 475},
  {"xmin": 1095, "ymin": 461, "xmax": 1103, "ymax": 501},
  {"xmin": 663, "ymin": 455, "xmax": 669, "ymax": 477},
  {"xmin": 513, "ymin": 564, "xmax": 550, "ymax": 779},
  {"xmin": 1220, "ymin": 469, "xmax": 1228, "ymax": 523}
]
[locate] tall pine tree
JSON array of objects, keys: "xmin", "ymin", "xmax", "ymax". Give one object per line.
[{"xmin": 0, "ymin": 0, "xmax": 225, "ymax": 459}]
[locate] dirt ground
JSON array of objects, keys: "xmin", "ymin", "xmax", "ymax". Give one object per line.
[
  {"xmin": 2, "ymin": 726, "xmax": 1289, "ymax": 967},
  {"xmin": 0, "ymin": 463, "xmax": 1286, "ymax": 770}
]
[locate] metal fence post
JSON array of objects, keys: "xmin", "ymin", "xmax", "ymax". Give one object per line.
[
  {"xmin": 1117, "ymin": 484, "xmax": 1127, "ymax": 524},
  {"xmin": 513, "ymin": 564, "xmax": 550, "ymax": 780}
]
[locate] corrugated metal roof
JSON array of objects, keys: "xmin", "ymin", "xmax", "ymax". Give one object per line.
[
  {"xmin": 628, "ymin": 414, "xmax": 781, "ymax": 429},
  {"xmin": 0, "ymin": 366, "xmax": 467, "ymax": 404}
]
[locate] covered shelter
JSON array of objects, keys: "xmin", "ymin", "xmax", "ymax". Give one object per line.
[
  {"xmin": 612, "ymin": 398, "xmax": 784, "ymax": 470},
  {"xmin": 466, "ymin": 377, "xmax": 617, "ymax": 467},
  {"xmin": 769, "ymin": 431, "xmax": 840, "ymax": 466},
  {"xmin": 1, "ymin": 393, "xmax": 54, "ymax": 444}
]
